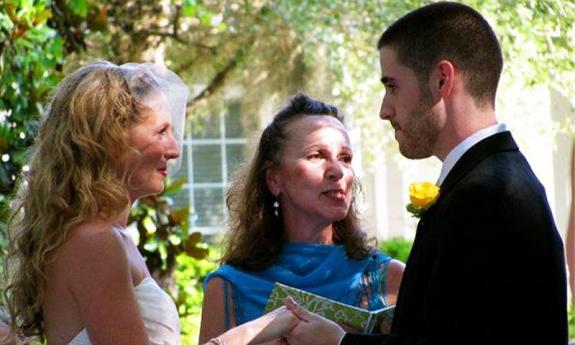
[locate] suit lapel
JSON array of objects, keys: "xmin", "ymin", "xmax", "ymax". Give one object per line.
[{"xmin": 438, "ymin": 131, "xmax": 519, "ymax": 198}]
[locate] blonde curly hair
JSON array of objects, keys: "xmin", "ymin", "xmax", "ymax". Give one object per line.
[{"xmin": 3, "ymin": 61, "xmax": 147, "ymax": 338}]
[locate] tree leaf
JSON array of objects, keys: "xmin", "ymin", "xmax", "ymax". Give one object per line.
[
  {"xmin": 69, "ymin": 0, "xmax": 88, "ymax": 18},
  {"xmin": 185, "ymin": 245, "xmax": 208, "ymax": 260}
]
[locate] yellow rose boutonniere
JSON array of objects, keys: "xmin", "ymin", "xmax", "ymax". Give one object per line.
[{"xmin": 406, "ymin": 182, "xmax": 440, "ymax": 218}]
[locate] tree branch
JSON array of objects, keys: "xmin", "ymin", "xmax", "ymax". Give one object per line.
[
  {"xmin": 186, "ymin": 35, "xmax": 253, "ymax": 113},
  {"xmin": 185, "ymin": 4, "xmax": 272, "ymax": 112}
]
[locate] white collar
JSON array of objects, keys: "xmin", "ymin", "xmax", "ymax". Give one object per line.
[{"xmin": 437, "ymin": 123, "xmax": 508, "ymax": 186}]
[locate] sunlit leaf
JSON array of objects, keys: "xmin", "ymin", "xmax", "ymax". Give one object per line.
[
  {"xmin": 159, "ymin": 242, "xmax": 168, "ymax": 262},
  {"xmin": 185, "ymin": 245, "xmax": 208, "ymax": 260},
  {"xmin": 162, "ymin": 176, "xmax": 187, "ymax": 196},
  {"xmin": 183, "ymin": 2, "xmax": 197, "ymax": 17},
  {"xmin": 143, "ymin": 216, "xmax": 157, "ymax": 234},
  {"xmin": 169, "ymin": 234, "xmax": 182, "ymax": 245},
  {"xmin": 144, "ymin": 240, "xmax": 158, "ymax": 252},
  {"xmin": 169, "ymin": 207, "xmax": 189, "ymax": 225},
  {"xmin": 198, "ymin": 7, "xmax": 212, "ymax": 26},
  {"xmin": 32, "ymin": 7, "xmax": 52, "ymax": 26},
  {"xmin": 69, "ymin": 0, "xmax": 88, "ymax": 17}
]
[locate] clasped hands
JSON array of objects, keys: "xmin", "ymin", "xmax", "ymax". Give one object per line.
[{"xmin": 248, "ymin": 297, "xmax": 346, "ymax": 345}]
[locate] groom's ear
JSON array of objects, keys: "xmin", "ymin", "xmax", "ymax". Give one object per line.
[
  {"xmin": 431, "ymin": 60, "xmax": 455, "ymax": 98},
  {"xmin": 265, "ymin": 167, "xmax": 281, "ymax": 197}
]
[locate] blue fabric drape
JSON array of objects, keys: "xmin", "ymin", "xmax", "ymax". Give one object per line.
[{"xmin": 205, "ymin": 242, "xmax": 391, "ymax": 325}]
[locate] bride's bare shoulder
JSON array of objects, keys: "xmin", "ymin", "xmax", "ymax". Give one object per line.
[{"xmin": 55, "ymin": 220, "xmax": 129, "ymax": 279}]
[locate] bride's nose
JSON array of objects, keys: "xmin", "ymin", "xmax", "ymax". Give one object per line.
[{"xmin": 165, "ymin": 132, "xmax": 180, "ymax": 160}]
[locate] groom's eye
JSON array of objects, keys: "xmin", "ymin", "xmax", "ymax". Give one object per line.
[{"xmin": 384, "ymin": 83, "xmax": 398, "ymax": 94}]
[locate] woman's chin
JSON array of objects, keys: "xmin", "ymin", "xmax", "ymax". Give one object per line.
[
  {"xmin": 326, "ymin": 209, "xmax": 350, "ymax": 222},
  {"xmin": 130, "ymin": 185, "xmax": 165, "ymax": 201}
]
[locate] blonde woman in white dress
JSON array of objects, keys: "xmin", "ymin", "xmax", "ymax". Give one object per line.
[{"xmin": 3, "ymin": 61, "xmax": 299, "ymax": 345}]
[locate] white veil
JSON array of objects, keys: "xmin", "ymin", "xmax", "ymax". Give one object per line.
[{"xmin": 118, "ymin": 62, "xmax": 189, "ymax": 175}]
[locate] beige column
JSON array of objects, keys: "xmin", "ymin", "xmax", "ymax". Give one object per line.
[{"xmin": 567, "ymin": 142, "xmax": 575, "ymax": 303}]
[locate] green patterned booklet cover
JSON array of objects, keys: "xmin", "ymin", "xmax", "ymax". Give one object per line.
[{"xmin": 264, "ymin": 282, "xmax": 395, "ymax": 333}]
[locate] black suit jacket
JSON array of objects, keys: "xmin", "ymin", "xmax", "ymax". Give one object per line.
[{"xmin": 342, "ymin": 132, "xmax": 567, "ymax": 345}]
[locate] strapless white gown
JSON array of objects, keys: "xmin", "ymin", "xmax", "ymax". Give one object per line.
[{"xmin": 67, "ymin": 277, "xmax": 180, "ymax": 345}]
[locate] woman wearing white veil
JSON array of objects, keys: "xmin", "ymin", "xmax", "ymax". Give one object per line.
[{"xmin": 3, "ymin": 61, "xmax": 299, "ymax": 345}]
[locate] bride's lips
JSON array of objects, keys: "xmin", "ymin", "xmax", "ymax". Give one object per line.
[{"xmin": 157, "ymin": 168, "xmax": 168, "ymax": 177}]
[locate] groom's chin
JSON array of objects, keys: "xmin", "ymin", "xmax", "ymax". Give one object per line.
[{"xmin": 399, "ymin": 146, "xmax": 432, "ymax": 160}]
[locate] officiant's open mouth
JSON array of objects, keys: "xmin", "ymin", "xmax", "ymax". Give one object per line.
[{"xmin": 322, "ymin": 189, "xmax": 347, "ymax": 201}]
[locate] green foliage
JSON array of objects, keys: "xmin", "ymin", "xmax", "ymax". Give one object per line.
[
  {"xmin": 128, "ymin": 178, "xmax": 209, "ymax": 283},
  {"xmin": 473, "ymin": 0, "xmax": 575, "ymax": 95},
  {"xmin": 0, "ymin": 2, "xmax": 68, "ymax": 287},
  {"xmin": 379, "ymin": 237, "xmax": 413, "ymax": 264},
  {"xmin": 0, "ymin": 1, "xmax": 65, "ymax": 225},
  {"xmin": 174, "ymin": 250, "xmax": 219, "ymax": 344},
  {"xmin": 69, "ymin": 0, "xmax": 88, "ymax": 18},
  {"xmin": 569, "ymin": 303, "xmax": 575, "ymax": 340}
]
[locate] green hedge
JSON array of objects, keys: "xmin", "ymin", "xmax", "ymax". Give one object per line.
[{"xmin": 379, "ymin": 237, "xmax": 413, "ymax": 263}]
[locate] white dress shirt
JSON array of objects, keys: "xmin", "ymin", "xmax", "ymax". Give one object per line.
[{"xmin": 436, "ymin": 123, "xmax": 508, "ymax": 186}]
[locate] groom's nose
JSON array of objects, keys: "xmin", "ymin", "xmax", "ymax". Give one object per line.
[{"xmin": 380, "ymin": 96, "xmax": 395, "ymax": 120}]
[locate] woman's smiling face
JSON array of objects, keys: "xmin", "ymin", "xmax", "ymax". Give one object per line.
[{"xmin": 123, "ymin": 97, "xmax": 180, "ymax": 201}]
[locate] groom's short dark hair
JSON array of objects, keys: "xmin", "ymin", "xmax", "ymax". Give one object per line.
[{"xmin": 378, "ymin": 2, "xmax": 503, "ymax": 108}]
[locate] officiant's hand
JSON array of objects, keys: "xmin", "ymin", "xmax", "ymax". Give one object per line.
[{"xmin": 284, "ymin": 297, "xmax": 345, "ymax": 345}]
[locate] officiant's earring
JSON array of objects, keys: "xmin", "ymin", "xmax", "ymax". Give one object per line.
[{"xmin": 273, "ymin": 198, "xmax": 280, "ymax": 217}]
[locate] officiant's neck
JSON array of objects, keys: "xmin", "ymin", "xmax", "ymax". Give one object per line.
[{"xmin": 283, "ymin": 219, "xmax": 335, "ymax": 245}]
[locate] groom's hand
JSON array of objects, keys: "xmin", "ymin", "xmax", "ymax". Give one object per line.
[{"xmin": 284, "ymin": 297, "xmax": 345, "ymax": 345}]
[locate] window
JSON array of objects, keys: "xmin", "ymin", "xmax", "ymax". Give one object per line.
[{"xmin": 172, "ymin": 102, "xmax": 247, "ymax": 235}]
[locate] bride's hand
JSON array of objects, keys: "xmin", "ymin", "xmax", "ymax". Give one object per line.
[
  {"xmin": 283, "ymin": 297, "xmax": 345, "ymax": 345},
  {"xmin": 247, "ymin": 306, "xmax": 300, "ymax": 344},
  {"xmin": 215, "ymin": 306, "xmax": 299, "ymax": 345}
]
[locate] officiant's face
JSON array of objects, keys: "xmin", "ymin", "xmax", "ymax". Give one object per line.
[
  {"xmin": 267, "ymin": 115, "xmax": 354, "ymax": 225},
  {"xmin": 378, "ymin": 47, "xmax": 442, "ymax": 159}
]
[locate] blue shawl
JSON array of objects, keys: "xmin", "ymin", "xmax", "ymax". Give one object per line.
[{"xmin": 204, "ymin": 242, "xmax": 391, "ymax": 326}]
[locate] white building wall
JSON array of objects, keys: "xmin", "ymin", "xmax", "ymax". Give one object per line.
[{"xmin": 551, "ymin": 88, "xmax": 574, "ymax": 238}]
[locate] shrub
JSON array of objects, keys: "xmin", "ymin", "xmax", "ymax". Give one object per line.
[{"xmin": 379, "ymin": 237, "xmax": 413, "ymax": 263}]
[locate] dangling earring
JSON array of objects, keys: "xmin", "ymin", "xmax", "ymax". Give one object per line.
[{"xmin": 273, "ymin": 198, "xmax": 280, "ymax": 217}]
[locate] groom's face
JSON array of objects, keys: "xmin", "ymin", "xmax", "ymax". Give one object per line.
[{"xmin": 379, "ymin": 47, "xmax": 442, "ymax": 159}]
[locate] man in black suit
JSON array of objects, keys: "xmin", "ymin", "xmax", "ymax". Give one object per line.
[{"xmin": 285, "ymin": 2, "xmax": 567, "ymax": 344}]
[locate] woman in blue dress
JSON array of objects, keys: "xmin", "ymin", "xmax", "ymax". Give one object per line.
[{"xmin": 199, "ymin": 93, "xmax": 404, "ymax": 344}]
